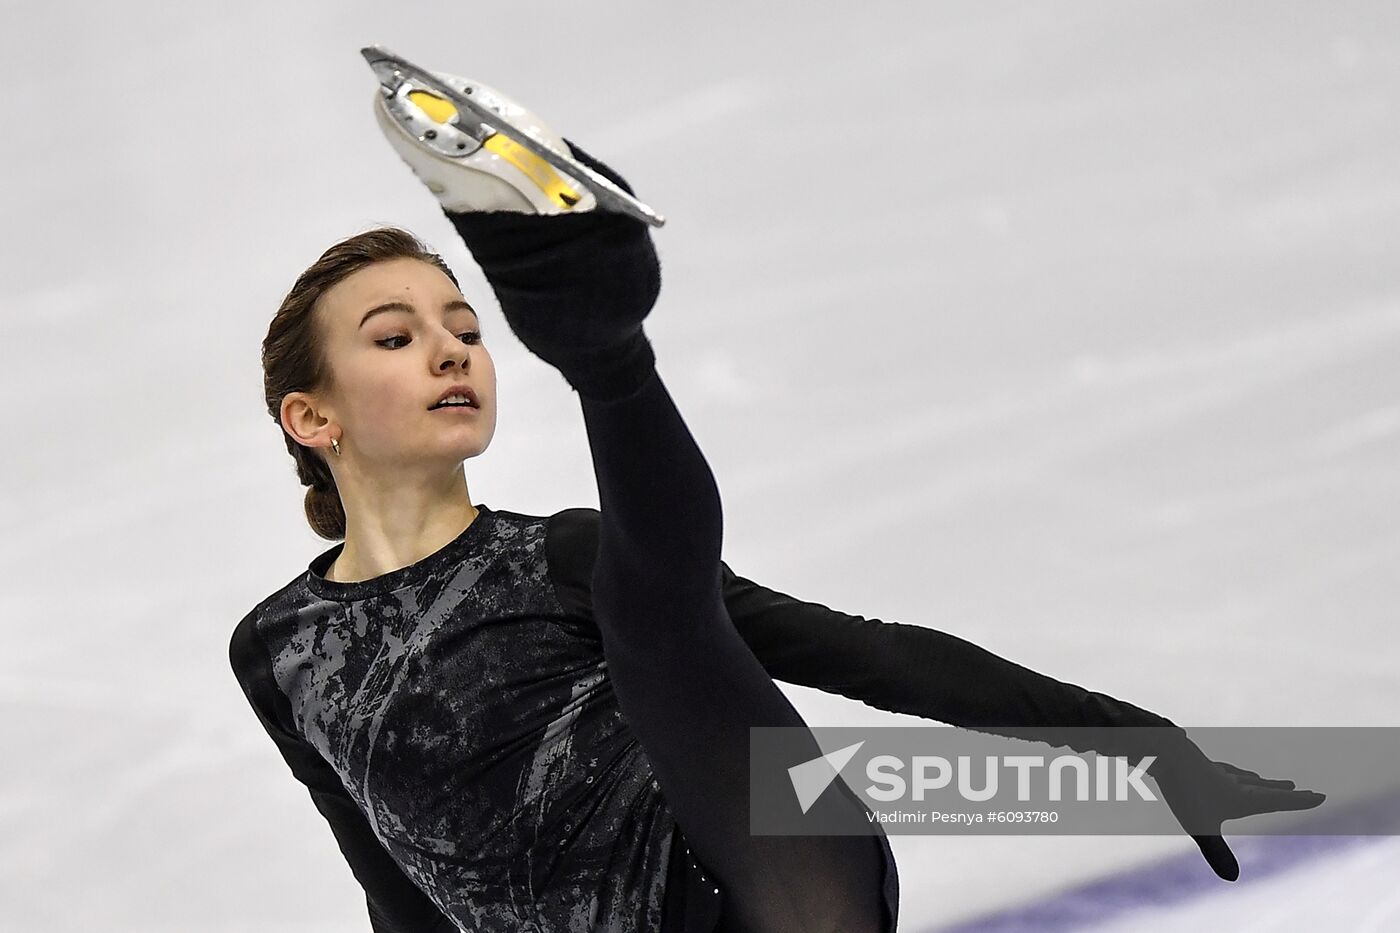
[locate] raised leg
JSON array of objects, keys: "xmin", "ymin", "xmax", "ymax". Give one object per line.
[
  {"xmin": 579, "ymin": 370, "xmax": 894, "ymax": 933},
  {"xmin": 445, "ymin": 142, "xmax": 898, "ymax": 932}
]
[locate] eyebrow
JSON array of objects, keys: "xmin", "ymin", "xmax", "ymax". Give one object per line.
[{"xmin": 359, "ymin": 299, "xmax": 477, "ymax": 329}]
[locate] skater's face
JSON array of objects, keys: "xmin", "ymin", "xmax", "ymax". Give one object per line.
[{"xmin": 294, "ymin": 257, "xmax": 498, "ymax": 474}]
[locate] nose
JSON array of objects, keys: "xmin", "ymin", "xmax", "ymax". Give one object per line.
[{"xmin": 434, "ymin": 327, "xmax": 471, "ymax": 371}]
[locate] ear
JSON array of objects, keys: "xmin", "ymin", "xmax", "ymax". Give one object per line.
[{"xmin": 281, "ymin": 391, "xmax": 335, "ymax": 451}]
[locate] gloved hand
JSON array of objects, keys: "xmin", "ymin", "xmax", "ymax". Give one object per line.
[
  {"xmin": 952, "ymin": 686, "xmax": 1325, "ymax": 881},
  {"xmin": 1148, "ymin": 741, "xmax": 1325, "ymax": 880}
]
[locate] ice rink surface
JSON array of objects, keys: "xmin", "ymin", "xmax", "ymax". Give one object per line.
[{"xmin": 2, "ymin": 1, "xmax": 1397, "ymax": 930}]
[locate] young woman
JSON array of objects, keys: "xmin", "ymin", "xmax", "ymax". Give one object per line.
[{"xmin": 229, "ymin": 68, "xmax": 1320, "ymax": 933}]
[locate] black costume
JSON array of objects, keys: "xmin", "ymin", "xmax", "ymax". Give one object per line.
[
  {"xmin": 231, "ymin": 142, "xmax": 1265, "ymax": 933},
  {"xmin": 229, "ymin": 499, "xmax": 1189, "ymax": 931}
]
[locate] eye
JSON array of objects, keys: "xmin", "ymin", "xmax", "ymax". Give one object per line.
[{"xmin": 375, "ymin": 331, "xmax": 480, "ymax": 350}]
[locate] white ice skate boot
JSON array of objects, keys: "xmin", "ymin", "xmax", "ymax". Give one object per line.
[{"xmin": 363, "ymin": 45, "xmax": 664, "ymax": 226}]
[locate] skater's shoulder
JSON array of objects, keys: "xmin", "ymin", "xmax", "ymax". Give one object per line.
[
  {"xmin": 546, "ymin": 505, "xmax": 602, "ymax": 526},
  {"xmin": 534, "ymin": 507, "xmax": 603, "ymax": 608},
  {"xmin": 542, "ymin": 506, "xmax": 603, "ymax": 550},
  {"xmin": 487, "ymin": 503, "xmax": 602, "ymax": 540},
  {"xmin": 227, "ymin": 581, "xmax": 298, "ymax": 677},
  {"xmin": 229, "ymin": 566, "xmax": 321, "ymax": 650},
  {"xmin": 467, "ymin": 502, "xmax": 597, "ymax": 539}
]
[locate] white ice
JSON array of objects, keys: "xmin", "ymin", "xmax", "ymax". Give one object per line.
[{"xmin": 1, "ymin": 1, "xmax": 1397, "ymax": 930}]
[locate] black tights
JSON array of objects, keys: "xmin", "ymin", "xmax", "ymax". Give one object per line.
[
  {"xmin": 579, "ymin": 368, "xmax": 898, "ymax": 933},
  {"xmin": 443, "ymin": 143, "xmax": 897, "ymax": 930}
]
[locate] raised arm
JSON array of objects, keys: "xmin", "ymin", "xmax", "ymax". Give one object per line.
[{"xmin": 228, "ymin": 614, "xmax": 459, "ymax": 933}]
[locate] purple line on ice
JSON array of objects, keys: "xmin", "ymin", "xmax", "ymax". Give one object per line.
[{"xmin": 920, "ymin": 788, "xmax": 1400, "ymax": 933}]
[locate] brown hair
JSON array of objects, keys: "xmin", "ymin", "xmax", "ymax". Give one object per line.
[{"xmin": 262, "ymin": 226, "xmax": 462, "ymax": 541}]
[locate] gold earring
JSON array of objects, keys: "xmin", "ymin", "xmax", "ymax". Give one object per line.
[{"xmin": 331, "ymin": 436, "xmax": 342, "ymax": 456}]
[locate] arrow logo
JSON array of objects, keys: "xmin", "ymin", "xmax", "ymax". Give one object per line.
[{"xmin": 787, "ymin": 741, "xmax": 865, "ymax": 814}]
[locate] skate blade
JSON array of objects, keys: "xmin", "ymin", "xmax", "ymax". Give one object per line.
[
  {"xmin": 361, "ymin": 45, "xmax": 665, "ymax": 227},
  {"xmin": 389, "ymin": 82, "xmax": 589, "ymax": 213}
]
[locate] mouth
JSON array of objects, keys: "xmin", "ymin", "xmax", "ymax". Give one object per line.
[{"xmin": 428, "ymin": 386, "xmax": 481, "ymax": 411}]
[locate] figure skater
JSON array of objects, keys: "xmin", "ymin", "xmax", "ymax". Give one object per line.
[{"xmin": 229, "ymin": 63, "xmax": 1322, "ymax": 933}]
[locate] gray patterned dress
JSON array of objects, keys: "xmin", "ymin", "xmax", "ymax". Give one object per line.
[{"xmin": 231, "ymin": 501, "xmax": 1094, "ymax": 931}]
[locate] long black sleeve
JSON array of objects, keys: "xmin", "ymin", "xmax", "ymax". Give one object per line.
[
  {"xmin": 716, "ymin": 563, "xmax": 1179, "ymax": 744},
  {"xmin": 548, "ymin": 507, "xmax": 1178, "ymax": 757},
  {"xmin": 228, "ymin": 612, "xmax": 460, "ymax": 933}
]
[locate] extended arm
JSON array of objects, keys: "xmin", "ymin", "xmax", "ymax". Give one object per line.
[
  {"xmin": 546, "ymin": 511, "xmax": 1322, "ymax": 881},
  {"xmin": 719, "ymin": 563, "xmax": 1178, "ymax": 744},
  {"xmin": 228, "ymin": 614, "xmax": 459, "ymax": 933},
  {"xmin": 547, "ymin": 506, "xmax": 1174, "ymax": 748},
  {"xmin": 718, "ymin": 563, "xmax": 1326, "ymax": 879}
]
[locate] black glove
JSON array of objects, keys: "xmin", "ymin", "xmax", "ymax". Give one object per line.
[
  {"xmin": 1150, "ymin": 742, "xmax": 1325, "ymax": 880},
  {"xmin": 983, "ymin": 695, "xmax": 1324, "ymax": 881}
]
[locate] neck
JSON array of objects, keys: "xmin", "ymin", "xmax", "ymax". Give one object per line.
[{"xmin": 327, "ymin": 472, "xmax": 480, "ymax": 583}]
